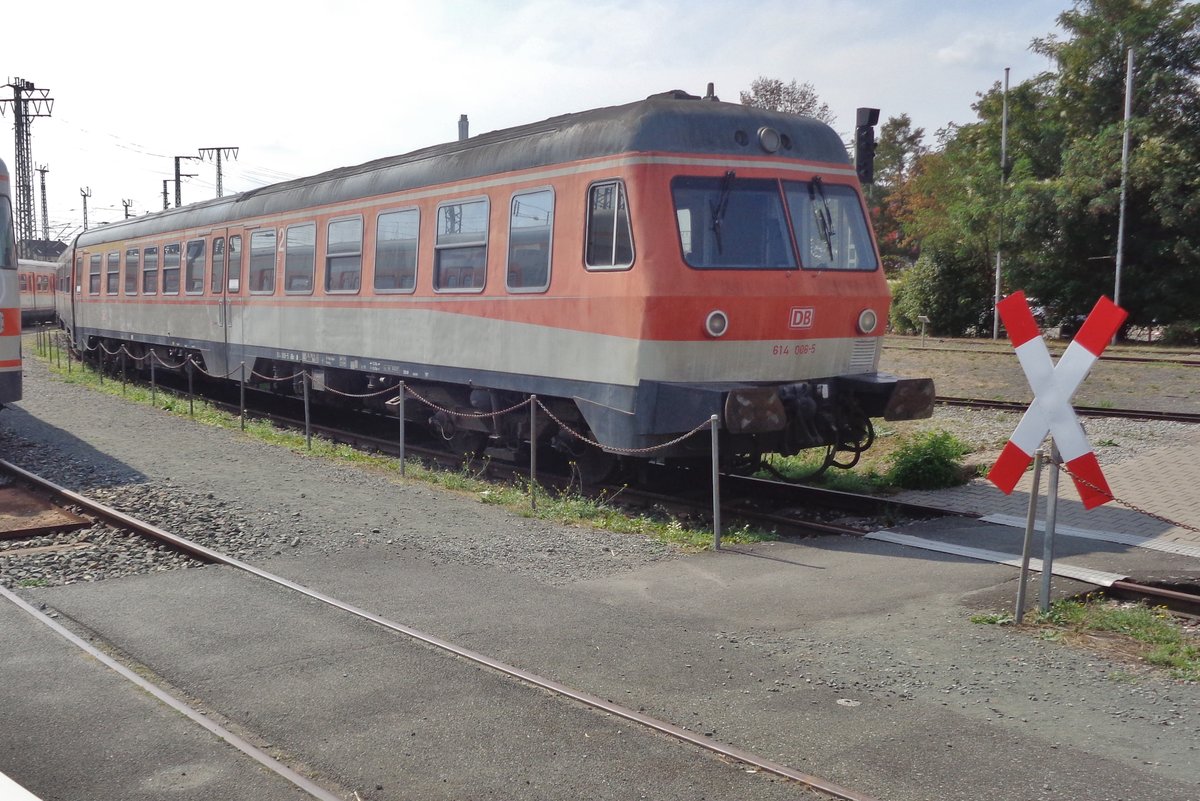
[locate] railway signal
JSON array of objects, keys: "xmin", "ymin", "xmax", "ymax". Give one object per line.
[{"xmin": 987, "ymin": 291, "xmax": 1127, "ymax": 508}]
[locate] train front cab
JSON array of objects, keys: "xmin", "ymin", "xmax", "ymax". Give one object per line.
[{"xmin": 595, "ymin": 154, "xmax": 934, "ymax": 465}]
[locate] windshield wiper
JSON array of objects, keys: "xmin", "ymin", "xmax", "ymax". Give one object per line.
[
  {"xmin": 808, "ymin": 176, "xmax": 836, "ymax": 261},
  {"xmin": 710, "ymin": 170, "xmax": 736, "ymax": 253}
]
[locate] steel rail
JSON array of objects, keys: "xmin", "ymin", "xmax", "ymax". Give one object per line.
[
  {"xmin": 937, "ymin": 396, "xmax": 1200, "ymax": 425},
  {"xmin": 884, "ymin": 343, "xmax": 1200, "ymax": 367},
  {"xmin": 0, "ymin": 458, "xmax": 881, "ymax": 801}
]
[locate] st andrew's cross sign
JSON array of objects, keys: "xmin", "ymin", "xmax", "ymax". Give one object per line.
[{"xmin": 987, "ymin": 291, "xmax": 1128, "ymax": 509}]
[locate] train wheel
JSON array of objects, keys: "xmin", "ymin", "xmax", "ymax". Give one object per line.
[{"xmin": 448, "ymin": 430, "xmax": 488, "ymax": 459}]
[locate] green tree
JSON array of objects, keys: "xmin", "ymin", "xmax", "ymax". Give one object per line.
[
  {"xmin": 1015, "ymin": 0, "xmax": 1200, "ymax": 331},
  {"xmin": 739, "ymin": 76, "xmax": 836, "ymax": 125},
  {"xmin": 895, "ymin": 0, "xmax": 1200, "ymax": 335}
]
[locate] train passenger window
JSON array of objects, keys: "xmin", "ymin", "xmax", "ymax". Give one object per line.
[
  {"xmin": 285, "ymin": 223, "xmax": 315, "ymax": 294},
  {"xmin": 19, "ymin": 274, "xmax": 28, "ymax": 292},
  {"xmin": 585, "ymin": 181, "xmax": 634, "ymax": 270},
  {"xmin": 434, "ymin": 198, "xmax": 488, "ymax": 292},
  {"xmin": 228, "ymin": 235, "xmax": 242, "ymax": 293},
  {"xmin": 507, "ymin": 188, "xmax": 553, "ymax": 292},
  {"xmin": 162, "ymin": 244, "xmax": 181, "ymax": 294},
  {"xmin": 106, "ymin": 252, "xmax": 121, "ymax": 294},
  {"xmin": 671, "ymin": 176, "xmax": 796, "ymax": 270},
  {"xmin": 783, "ymin": 179, "xmax": 878, "ymax": 272},
  {"xmin": 325, "ymin": 217, "xmax": 362, "ymax": 293},
  {"xmin": 210, "ymin": 238, "xmax": 225, "ymax": 294},
  {"xmin": 125, "ymin": 248, "xmax": 139, "ymax": 295},
  {"xmin": 36, "ymin": 275, "xmax": 49, "ymax": 291},
  {"xmin": 249, "ymin": 229, "xmax": 276, "ymax": 294},
  {"xmin": 185, "ymin": 239, "xmax": 206, "ymax": 294},
  {"xmin": 142, "ymin": 247, "xmax": 159, "ymax": 294},
  {"xmin": 374, "ymin": 209, "xmax": 418, "ymax": 292},
  {"xmin": 88, "ymin": 254, "xmax": 102, "ymax": 295}
]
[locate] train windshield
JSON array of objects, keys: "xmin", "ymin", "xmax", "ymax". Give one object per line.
[
  {"xmin": 671, "ymin": 175, "xmax": 878, "ymax": 272},
  {"xmin": 0, "ymin": 196, "xmax": 15, "ymax": 270},
  {"xmin": 672, "ymin": 175, "xmax": 797, "ymax": 270},
  {"xmin": 783, "ymin": 179, "xmax": 877, "ymax": 271}
]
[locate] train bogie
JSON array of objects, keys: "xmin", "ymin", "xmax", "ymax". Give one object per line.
[{"xmin": 61, "ymin": 91, "xmax": 933, "ymax": 473}]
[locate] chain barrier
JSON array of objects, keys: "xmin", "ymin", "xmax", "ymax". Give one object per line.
[
  {"xmin": 184, "ymin": 356, "xmax": 243, "ymax": 380},
  {"xmin": 400, "ymin": 384, "xmax": 532, "ymax": 420},
  {"xmin": 249, "ymin": 367, "xmax": 306, "ymax": 383},
  {"xmin": 321, "ymin": 382, "xmax": 405, "ymax": 400},
  {"xmin": 1061, "ymin": 460, "xmax": 1200, "ymax": 534},
  {"xmin": 535, "ymin": 397, "xmax": 714, "ymax": 457}
]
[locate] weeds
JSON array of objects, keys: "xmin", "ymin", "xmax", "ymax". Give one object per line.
[{"xmin": 971, "ymin": 595, "xmax": 1199, "ymax": 682}]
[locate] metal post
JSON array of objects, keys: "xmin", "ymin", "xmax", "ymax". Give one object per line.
[
  {"xmin": 187, "ymin": 359, "xmax": 195, "ymax": 416},
  {"xmin": 1114, "ymin": 48, "xmax": 1134, "ymax": 317},
  {"xmin": 121, "ymin": 351, "xmax": 126, "ymax": 395},
  {"xmin": 530, "ymin": 395, "xmax": 538, "ymax": 510},
  {"xmin": 303, "ymin": 371, "xmax": 312, "ymax": 449},
  {"xmin": 239, "ymin": 362, "xmax": 246, "ymax": 431},
  {"xmin": 993, "ymin": 66, "xmax": 1010, "ymax": 340},
  {"xmin": 397, "ymin": 382, "xmax": 406, "ymax": 477},
  {"xmin": 1040, "ymin": 440, "xmax": 1062, "ymax": 612},
  {"xmin": 711, "ymin": 414, "xmax": 721, "ymax": 550},
  {"xmin": 1015, "ymin": 449, "xmax": 1045, "ymax": 623},
  {"xmin": 66, "ymin": 338, "xmax": 71, "ymax": 374},
  {"xmin": 150, "ymin": 354, "xmax": 157, "ymax": 405},
  {"xmin": 97, "ymin": 348, "xmax": 103, "ymax": 385}
]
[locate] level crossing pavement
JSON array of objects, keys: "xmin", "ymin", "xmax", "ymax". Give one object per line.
[{"xmin": 894, "ymin": 424, "xmax": 1200, "ymax": 550}]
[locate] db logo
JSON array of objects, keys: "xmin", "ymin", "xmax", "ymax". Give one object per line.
[{"xmin": 788, "ymin": 307, "xmax": 814, "ymax": 329}]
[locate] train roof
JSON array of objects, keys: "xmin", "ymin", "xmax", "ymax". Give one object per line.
[{"xmin": 77, "ymin": 91, "xmax": 851, "ymax": 248}]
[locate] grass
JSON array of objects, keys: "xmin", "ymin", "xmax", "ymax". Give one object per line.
[
  {"xmin": 27, "ymin": 337, "xmax": 774, "ymax": 551},
  {"xmin": 973, "ymin": 595, "xmax": 1199, "ymax": 682},
  {"xmin": 760, "ymin": 428, "xmax": 973, "ymax": 493}
]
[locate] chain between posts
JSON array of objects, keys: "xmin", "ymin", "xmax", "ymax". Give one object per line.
[
  {"xmin": 1061, "ymin": 461, "xmax": 1200, "ymax": 534},
  {"xmin": 534, "ymin": 398, "xmax": 715, "ymax": 456}
]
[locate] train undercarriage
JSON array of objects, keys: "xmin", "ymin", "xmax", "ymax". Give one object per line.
[{"xmin": 79, "ymin": 334, "xmax": 934, "ymax": 484}]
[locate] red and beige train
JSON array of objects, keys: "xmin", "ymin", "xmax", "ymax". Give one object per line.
[
  {"xmin": 17, "ymin": 259, "xmax": 57, "ymax": 327},
  {"xmin": 57, "ymin": 90, "xmax": 933, "ymax": 475},
  {"xmin": 1, "ymin": 158, "xmax": 22, "ymax": 409}
]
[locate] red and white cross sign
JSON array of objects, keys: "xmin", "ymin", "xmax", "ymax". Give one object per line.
[{"xmin": 987, "ymin": 291, "xmax": 1128, "ymax": 509}]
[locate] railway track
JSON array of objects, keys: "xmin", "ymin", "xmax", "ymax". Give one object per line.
[
  {"xmin": 937, "ymin": 396, "xmax": 1200, "ymax": 424},
  {"xmin": 886, "ymin": 342, "xmax": 1200, "ymax": 367},
  {"xmin": 0, "ymin": 457, "xmax": 884, "ymax": 801}
]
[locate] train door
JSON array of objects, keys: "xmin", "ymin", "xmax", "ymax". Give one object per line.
[{"xmin": 215, "ymin": 228, "xmax": 245, "ymax": 375}]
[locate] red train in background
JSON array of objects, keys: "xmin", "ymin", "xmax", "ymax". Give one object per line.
[
  {"xmin": 1, "ymin": 158, "xmax": 21, "ymax": 408},
  {"xmin": 17, "ymin": 259, "xmax": 57, "ymax": 327},
  {"xmin": 58, "ymin": 89, "xmax": 934, "ymax": 477}
]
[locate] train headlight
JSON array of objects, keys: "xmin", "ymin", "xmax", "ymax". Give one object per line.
[
  {"xmin": 705, "ymin": 310, "xmax": 729, "ymax": 338},
  {"xmin": 857, "ymin": 308, "xmax": 879, "ymax": 334},
  {"xmin": 758, "ymin": 126, "xmax": 781, "ymax": 153}
]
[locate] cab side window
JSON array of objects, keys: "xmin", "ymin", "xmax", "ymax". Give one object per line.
[{"xmin": 585, "ymin": 180, "xmax": 633, "ymax": 270}]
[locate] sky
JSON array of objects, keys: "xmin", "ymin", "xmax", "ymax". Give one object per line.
[{"xmin": 3, "ymin": 0, "xmax": 1066, "ymax": 242}]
